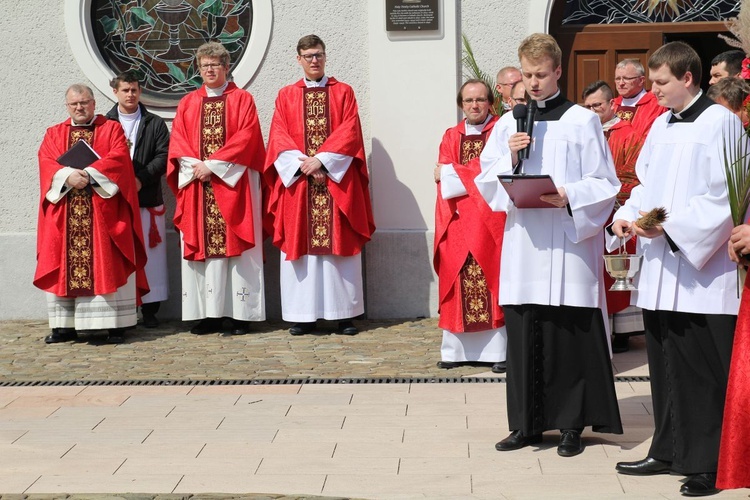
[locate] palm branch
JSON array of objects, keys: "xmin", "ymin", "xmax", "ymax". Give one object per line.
[{"xmin": 461, "ymin": 34, "xmax": 503, "ymax": 116}]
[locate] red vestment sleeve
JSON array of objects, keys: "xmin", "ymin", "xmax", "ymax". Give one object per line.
[
  {"xmin": 34, "ymin": 116, "xmax": 148, "ymax": 299},
  {"xmin": 433, "ymin": 117, "xmax": 505, "ymax": 332},
  {"xmin": 167, "ymin": 83, "xmax": 266, "ymax": 261},
  {"xmin": 264, "ymin": 78, "xmax": 375, "ymax": 260}
]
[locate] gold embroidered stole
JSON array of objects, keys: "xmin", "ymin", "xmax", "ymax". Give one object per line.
[
  {"xmin": 459, "ymin": 254, "xmax": 493, "ymax": 332},
  {"xmin": 200, "ymin": 95, "xmax": 228, "ymax": 258},
  {"xmin": 460, "ymin": 133, "xmax": 487, "ymax": 164},
  {"xmin": 615, "ymin": 106, "xmax": 636, "ymax": 123},
  {"xmin": 66, "ymin": 126, "xmax": 95, "ymax": 296},
  {"xmin": 458, "ymin": 132, "xmax": 493, "ymax": 331},
  {"xmin": 303, "ymin": 86, "xmax": 333, "ymax": 254}
]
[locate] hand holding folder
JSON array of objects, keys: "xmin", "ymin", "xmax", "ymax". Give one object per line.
[
  {"xmin": 56, "ymin": 140, "xmax": 100, "ymax": 169},
  {"xmin": 497, "ymin": 174, "xmax": 558, "ymax": 208}
]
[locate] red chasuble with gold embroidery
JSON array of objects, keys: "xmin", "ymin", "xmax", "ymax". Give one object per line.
[
  {"xmin": 612, "ymin": 91, "xmax": 666, "ymax": 139},
  {"xmin": 717, "ymin": 271, "xmax": 750, "ymax": 490},
  {"xmin": 264, "ymin": 78, "xmax": 375, "ymax": 261},
  {"xmin": 434, "ymin": 116, "xmax": 506, "ymax": 333},
  {"xmin": 34, "ymin": 115, "xmax": 148, "ymax": 298},
  {"xmin": 167, "ymin": 83, "xmax": 266, "ymax": 261}
]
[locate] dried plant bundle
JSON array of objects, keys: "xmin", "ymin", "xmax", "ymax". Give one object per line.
[
  {"xmin": 635, "ymin": 207, "xmax": 668, "ymax": 230},
  {"xmin": 720, "ymin": 0, "xmax": 750, "ymax": 56}
]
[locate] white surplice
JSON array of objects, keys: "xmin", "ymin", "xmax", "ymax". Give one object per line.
[
  {"xmin": 476, "ymin": 104, "xmax": 620, "ymax": 309},
  {"xmin": 606, "ymin": 101, "xmax": 742, "ymax": 316}
]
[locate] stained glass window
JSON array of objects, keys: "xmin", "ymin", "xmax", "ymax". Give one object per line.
[
  {"xmin": 91, "ymin": 0, "xmax": 253, "ymax": 104},
  {"xmin": 562, "ymin": 0, "xmax": 739, "ymax": 25}
]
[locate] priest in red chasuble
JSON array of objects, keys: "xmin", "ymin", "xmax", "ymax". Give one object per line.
[
  {"xmin": 583, "ymin": 80, "xmax": 644, "ymax": 354},
  {"xmin": 612, "ymin": 59, "xmax": 667, "ymax": 139},
  {"xmin": 167, "ymin": 41, "xmax": 267, "ymax": 336},
  {"xmin": 264, "ymin": 34, "xmax": 375, "ymax": 336},
  {"xmin": 433, "ymin": 79, "xmax": 507, "ymax": 373},
  {"xmin": 35, "ymin": 84, "xmax": 148, "ymax": 344},
  {"xmin": 720, "ymin": 227, "xmax": 750, "ymax": 491}
]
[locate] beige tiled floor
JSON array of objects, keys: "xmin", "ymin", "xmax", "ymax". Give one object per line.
[
  {"xmin": 0, "ymin": 379, "xmax": 748, "ymax": 499},
  {"xmin": 0, "ymin": 334, "xmax": 745, "ymax": 499}
]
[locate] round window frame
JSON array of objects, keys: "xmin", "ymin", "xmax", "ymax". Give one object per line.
[{"xmin": 65, "ymin": 0, "xmax": 273, "ymax": 117}]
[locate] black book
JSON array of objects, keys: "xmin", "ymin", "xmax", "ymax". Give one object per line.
[{"xmin": 57, "ymin": 140, "xmax": 100, "ymax": 169}]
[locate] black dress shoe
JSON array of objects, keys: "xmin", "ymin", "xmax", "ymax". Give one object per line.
[
  {"xmin": 190, "ymin": 317, "xmax": 223, "ymax": 335},
  {"xmin": 338, "ymin": 320, "xmax": 359, "ymax": 335},
  {"xmin": 44, "ymin": 328, "xmax": 77, "ymax": 344},
  {"xmin": 289, "ymin": 322, "xmax": 315, "ymax": 336},
  {"xmin": 142, "ymin": 314, "xmax": 159, "ymax": 329},
  {"xmin": 437, "ymin": 361, "xmax": 463, "ymax": 369},
  {"xmin": 107, "ymin": 328, "xmax": 125, "ymax": 344},
  {"xmin": 557, "ymin": 430, "xmax": 583, "ymax": 457},
  {"xmin": 491, "ymin": 361, "xmax": 506, "ymax": 373},
  {"xmin": 616, "ymin": 457, "xmax": 672, "ymax": 476},
  {"xmin": 495, "ymin": 430, "xmax": 543, "ymax": 451},
  {"xmin": 612, "ymin": 334, "xmax": 630, "ymax": 353},
  {"xmin": 229, "ymin": 319, "xmax": 250, "ymax": 335},
  {"xmin": 680, "ymin": 473, "xmax": 719, "ymax": 497}
]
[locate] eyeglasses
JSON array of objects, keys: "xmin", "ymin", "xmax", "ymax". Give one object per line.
[
  {"xmin": 499, "ymin": 80, "xmax": 522, "ymax": 87},
  {"xmin": 584, "ymin": 101, "xmax": 606, "ymax": 110},
  {"xmin": 300, "ymin": 52, "xmax": 326, "ymax": 62},
  {"xmin": 614, "ymin": 75, "xmax": 641, "ymax": 83},
  {"xmin": 462, "ymin": 98, "xmax": 488, "ymax": 104},
  {"xmin": 199, "ymin": 63, "xmax": 224, "ymax": 70},
  {"xmin": 66, "ymin": 100, "xmax": 93, "ymax": 108}
]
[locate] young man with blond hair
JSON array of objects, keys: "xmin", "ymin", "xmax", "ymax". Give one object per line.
[{"xmin": 476, "ymin": 33, "xmax": 622, "ymax": 457}]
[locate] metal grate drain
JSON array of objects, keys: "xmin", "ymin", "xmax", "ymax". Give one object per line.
[{"xmin": 0, "ymin": 376, "xmax": 649, "ymax": 387}]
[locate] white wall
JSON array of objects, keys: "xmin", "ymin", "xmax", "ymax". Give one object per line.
[{"xmin": 0, "ymin": 0, "xmax": 541, "ymax": 320}]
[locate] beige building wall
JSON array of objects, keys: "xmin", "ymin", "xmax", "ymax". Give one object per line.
[{"xmin": 0, "ymin": 0, "xmax": 546, "ymax": 320}]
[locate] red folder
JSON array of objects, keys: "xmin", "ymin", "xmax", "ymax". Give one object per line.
[{"xmin": 498, "ymin": 174, "xmax": 558, "ymax": 208}]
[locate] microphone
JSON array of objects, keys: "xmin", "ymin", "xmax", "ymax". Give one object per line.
[
  {"xmin": 512, "ymin": 104, "xmax": 528, "ymax": 173},
  {"xmin": 512, "ymin": 103, "xmax": 527, "ymax": 138},
  {"xmin": 520, "ymin": 100, "xmax": 537, "ymax": 161}
]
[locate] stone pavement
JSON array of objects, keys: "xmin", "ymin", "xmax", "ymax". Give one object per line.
[
  {"xmin": 0, "ymin": 318, "xmax": 502, "ymax": 382},
  {"xmin": 0, "ymin": 320, "xmax": 747, "ymax": 499}
]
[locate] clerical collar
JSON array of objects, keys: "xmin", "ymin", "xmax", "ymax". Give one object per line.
[
  {"xmin": 534, "ymin": 90, "xmax": 574, "ymax": 121},
  {"xmin": 669, "ymin": 91, "xmax": 713, "ymax": 123},
  {"xmin": 602, "ymin": 115, "xmax": 620, "ymax": 132},
  {"xmin": 464, "ymin": 114, "xmax": 491, "ymax": 135},
  {"xmin": 621, "ymin": 89, "xmax": 646, "ymax": 107},
  {"xmin": 304, "ymin": 75, "xmax": 328, "ymax": 88},
  {"xmin": 71, "ymin": 117, "xmax": 96, "ymax": 126},
  {"xmin": 671, "ymin": 90, "xmax": 703, "ymax": 120},
  {"xmin": 205, "ymin": 81, "xmax": 229, "ymax": 97},
  {"xmin": 535, "ymin": 90, "xmax": 561, "ymax": 109}
]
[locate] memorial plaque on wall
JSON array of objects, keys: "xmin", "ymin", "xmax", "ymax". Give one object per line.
[{"xmin": 386, "ymin": 0, "xmax": 439, "ymax": 31}]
